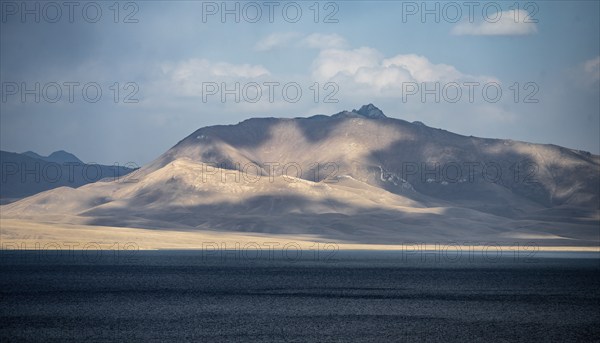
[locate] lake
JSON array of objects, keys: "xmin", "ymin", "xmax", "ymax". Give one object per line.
[{"xmin": 1, "ymin": 250, "xmax": 599, "ymax": 342}]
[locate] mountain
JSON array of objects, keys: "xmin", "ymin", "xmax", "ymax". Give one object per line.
[
  {"xmin": 2, "ymin": 105, "xmax": 599, "ymax": 245},
  {"xmin": 22, "ymin": 150, "xmax": 83, "ymax": 164},
  {"xmin": 355, "ymin": 103, "xmax": 387, "ymax": 119},
  {"xmin": 21, "ymin": 151, "xmax": 45, "ymax": 161},
  {"xmin": 0, "ymin": 151, "xmax": 136, "ymax": 204}
]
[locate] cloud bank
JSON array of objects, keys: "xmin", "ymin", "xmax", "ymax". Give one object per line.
[{"xmin": 451, "ymin": 9, "xmax": 538, "ymax": 36}]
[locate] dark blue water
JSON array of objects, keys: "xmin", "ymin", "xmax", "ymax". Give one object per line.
[{"xmin": 1, "ymin": 250, "xmax": 599, "ymax": 342}]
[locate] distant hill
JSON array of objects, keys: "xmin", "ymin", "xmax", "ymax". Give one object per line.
[
  {"xmin": 0, "ymin": 150, "xmax": 136, "ymax": 204},
  {"xmin": 22, "ymin": 150, "xmax": 83, "ymax": 164}
]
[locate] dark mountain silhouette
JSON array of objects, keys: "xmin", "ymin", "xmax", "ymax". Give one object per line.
[
  {"xmin": 0, "ymin": 150, "xmax": 136, "ymax": 204},
  {"xmin": 22, "ymin": 150, "xmax": 83, "ymax": 164}
]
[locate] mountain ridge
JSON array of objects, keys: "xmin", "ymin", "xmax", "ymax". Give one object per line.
[
  {"xmin": 22, "ymin": 150, "xmax": 83, "ymax": 164},
  {"xmin": 0, "ymin": 150, "xmax": 136, "ymax": 204},
  {"xmin": 2, "ymin": 105, "xmax": 598, "ymax": 245}
]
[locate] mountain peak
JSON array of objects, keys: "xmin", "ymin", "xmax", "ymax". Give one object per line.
[
  {"xmin": 47, "ymin": 150, "xmax": 83, "ymax": 164},
  {"xmin": 354, "ymin": 104, "xmax": 386, "ymax": 119},
  {"xmin": 21, "ymin": 150, "xmax": 83, "ymax": 164}
]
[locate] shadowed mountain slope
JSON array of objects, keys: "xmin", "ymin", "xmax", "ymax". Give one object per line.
[{"xmin": 2, "ymin": 105, "xmax": 599, "ymax": 245}]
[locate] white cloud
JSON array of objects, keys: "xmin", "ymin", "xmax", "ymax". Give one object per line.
[
  {"xmin": 254, "ymin": 32, "xmax": 303, "ymax": 51},
  {"xmin": 311, "ymin": 48, "xmax": 493, "ymax": 94},
  {"xmin": 311, "ymin": 47, "xmax": 383, "ymax": 80},
  {"xmin": 583, "ymin": 56, "xmax": 600, "ymax": 85},
  {"xmin": 301, "ymin": 33, "xmax": 348, "ymax": 49},
  {"xmin": 255, "ymin": 32, "xmax": 347, "ymax": 51},
  {"xmin": 451, "ymin": 10, "xmax": 538, "ymax": 36},
  {"xmin": 382, "ymin": 55, "xmax": 464, "ymax": 83},
  {"xmin": 153, "ymin": 42, "xmax": 506, "ymax": 127},
  {"xmin": 570, "ymin": 56, "xmax": 600, "ymax": 89},
  {"xmin": 161, "ymin": 58, "xmax": 270, "ymax": 96}
]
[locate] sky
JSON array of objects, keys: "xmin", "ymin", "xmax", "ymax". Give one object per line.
[{"xmin": 1, "ymin": 0, "xmax": 599, "ymax": 165}]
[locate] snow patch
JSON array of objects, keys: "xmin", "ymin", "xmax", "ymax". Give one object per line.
[{"xmin": 378, "ymin": 166, "xmax": 414, "ymax": 191}]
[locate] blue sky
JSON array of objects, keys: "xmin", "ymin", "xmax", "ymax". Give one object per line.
[{"xmin": 1, "ymin": 1, "xmax": 598, "ymax": 165}]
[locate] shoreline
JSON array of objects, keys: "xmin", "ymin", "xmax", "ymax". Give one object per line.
[{"xmin": 1, "ymin": 218, "xmax": 598, "ymax": 253}]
